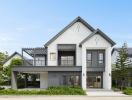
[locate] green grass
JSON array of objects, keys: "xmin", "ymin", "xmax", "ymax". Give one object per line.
[
  {"xmin": 0, "ymin": 86, "xmax": 86, "ymax": 95},
  {"xmin": 123, "ymin": 87, "xmax": 132, "ymax": 95}
]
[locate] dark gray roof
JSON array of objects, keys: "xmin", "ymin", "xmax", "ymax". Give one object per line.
[
  {"xmin": 3, "ymin": 52, "xmax": 31, "ymax": 65},
  {"xmin": 113, "ymin": 48, "xmax": 132, "ymax": 57},
  {"xmin": 22, "ymin": 47, "xmax": 47, "ymax": 57},
  {"xmin": 44, "ymin": 16, "xmax": 95, "ymax": 47},
  {"xmin": 79, "ymin": 29, "xmax": 116, "ymax": 47}
]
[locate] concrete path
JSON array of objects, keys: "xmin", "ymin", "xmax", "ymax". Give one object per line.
[
  {"xmin": 86, "ymin": 89, "xmax": 127, "ymax": 96},
  {"xmin": 0, "ymin": 96, "xmax": 132, "ymax": 100}
]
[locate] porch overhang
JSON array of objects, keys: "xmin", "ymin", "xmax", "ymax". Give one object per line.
[
  {"xmin": 87, "ymin": 67, "xmax": 105, "ymax": 72},
  {"xmin": 12, "ymin": 66, "xmax": 82, "ymax": 72}
]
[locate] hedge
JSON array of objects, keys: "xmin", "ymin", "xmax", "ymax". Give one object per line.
[
  {"xmin": 123, "ymin": 87, "xmax": 132, "ymax": 95},
  {"xmin": 0, "ymin": 86, "xmax": 86, "ymax": 95}
]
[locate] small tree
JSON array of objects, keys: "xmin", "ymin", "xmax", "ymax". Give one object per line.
[
  {"xmin": 2, "ymin": 58, "xmax": 22, "ymax": 84},
  {"xmin": 113, "ymin": 44, "xmax": 129, "ymax": 90},
  {"xmin": 0, "ymin": 52, "xmax": 8, "ymax": 84}
]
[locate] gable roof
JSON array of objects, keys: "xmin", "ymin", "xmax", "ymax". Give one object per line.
[
  {"xmin": 44, "ymin": 16, "xmax": 95, "ymax": 47},
  {"xmin": 79, "ymin": 29, "xmax": 116, "ymax": 47},
  {"xmin": 3, "ymin": 52, "xmax": 32, "ymax": 65},
  {"xmin": 112, "ymin": 48, "xmax": 132, "ymax": 57}
]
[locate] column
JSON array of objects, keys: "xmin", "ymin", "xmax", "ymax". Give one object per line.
[
  {"xmin": 40, "ymin": 72, "xmax": 48, "ymax": 89},
  {"xmin": 25, "ymin": 73, "xmax": 28, "ymax": 88},
  {"xmin": 11, "ymin": 71, "xmax": 17, "ymax": 89},
  {"xmin": 103, "ymin": 47, "xmax": 112, "ymax": 90},
  {"xmin": 81, "ymin": 46, "xmax": 87, "ymax": 90}
]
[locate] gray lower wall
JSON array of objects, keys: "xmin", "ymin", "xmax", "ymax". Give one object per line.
[{"xmin": 48, "ymin": 71, "xmax": 81, "ymax": 87}]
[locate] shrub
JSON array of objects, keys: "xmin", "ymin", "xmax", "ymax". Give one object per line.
[
  {"xmin": 123, "ymin": 87, "xmax": 132, "ymax": 95},
  {"xmin": 0, "ymin": 86, "xmax": 85, "ymax": 95},
  {"xmin": 0, "ymin": 87, "xmax": 5, "ymax": 90}
]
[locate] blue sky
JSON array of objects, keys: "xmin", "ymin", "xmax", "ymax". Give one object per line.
[{"xmin": 0, "ymin": 0, "xmax": 132, "ymax": 55}]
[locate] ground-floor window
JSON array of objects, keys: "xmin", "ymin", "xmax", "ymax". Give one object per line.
[
  {"xmin": 87, "ymin": 72, "xmax": 103, "ymax": 88},
  {"xmin": 62, "ymin": 75, "xmax": 80, "ymax": 86}
]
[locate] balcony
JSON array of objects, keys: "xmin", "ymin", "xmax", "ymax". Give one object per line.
[
  {"xmin": 22, "ymin": 59, "xmax": 46, "ymax": 66},
  {"xmin": 60, "ymin": 59, "xmax": 74, "ymax": 66},
  {"xmin": 86, "ymin": 50, "xmax": 105, "ymax": 72}
]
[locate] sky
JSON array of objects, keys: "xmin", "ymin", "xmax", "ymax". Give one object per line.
[{"xmin": 0, "ymin": 0, "xmax": 132, "ymax": 55}]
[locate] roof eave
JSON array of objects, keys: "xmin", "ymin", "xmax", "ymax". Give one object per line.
[
  {"xmin": 79, "ymin": 29, "xmax": 116, "ymax": 47},
  {"xmin": 44, "ymin": 16, "xmax": 95, "ymax": 47}
]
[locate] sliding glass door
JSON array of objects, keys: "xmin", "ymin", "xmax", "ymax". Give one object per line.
[{"xmin": 87, "ymin": 75, "xmax": 102, "ymax": 88}]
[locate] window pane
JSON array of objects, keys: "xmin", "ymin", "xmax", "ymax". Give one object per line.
[
  {"xmin": 99, "ymin": 60, "xmax": 103, "ymax": 64},
  {"xmin": 99, "ymin": 53, "xmax": 103, "ymax": 60},
  {"xmin": 50, "ymin": 53, "xmax": 56, "ymax": 60},
  {"xmin": 87, "ymin": 53, "xmax": 91, "ymax": 60},
  {"xmin": 61, "ymin": 56, "xmax": 74, "ymax": 66}
]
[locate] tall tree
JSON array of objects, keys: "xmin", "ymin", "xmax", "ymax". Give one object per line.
[{"xmin": 113, "ymin": 43, "xmax": 129, "ymax": 89}]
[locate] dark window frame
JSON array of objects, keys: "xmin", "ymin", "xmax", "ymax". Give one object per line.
[
  {"xmin": 87, "ymin": 50, "xmax": 105, "ymax": 68},
  {"xmin": 87, "ymin": 51, "xmax": 92, "ymax": 67}
]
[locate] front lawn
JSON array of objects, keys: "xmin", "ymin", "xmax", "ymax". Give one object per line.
[
  {"xmin": 123, "ymin": 87, "xmax": 132, "ymax": 95},
  {"xmin": 0, "ymin": 86, "xmax": 86, "ymax": 95}
]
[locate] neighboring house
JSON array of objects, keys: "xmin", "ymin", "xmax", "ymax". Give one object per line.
[
  {"xmin": 11, "ymin": 16, "xmax": 116, "ymax": 90},
  {"xmin": 112, "ymin": 47, "xmax": 132, "ymax": 65},
  {"xmin": 3, "ymin": 52, "xmax": 32, "ymax": 67},
  {"xmin": 3, "ymin": 52, "xmax": 23, "ymax": 67},
  {"xmin": 112, "ymin": 47, "xmax": 132, "ymax": 87}
]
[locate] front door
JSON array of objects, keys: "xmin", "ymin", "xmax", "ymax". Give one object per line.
[{"xmin": 87, "ymin": 75, "xmax": 102, "ymax": 88}]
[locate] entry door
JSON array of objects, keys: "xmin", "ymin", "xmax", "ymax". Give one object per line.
[{"xmin": 87, "ymin": 75, "xmax": 102, "ymax": 88}]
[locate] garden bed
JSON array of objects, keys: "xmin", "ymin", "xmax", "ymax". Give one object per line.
[{"xmin": 0, "ymin": 86, "xmax": 86, "ymax": 95}]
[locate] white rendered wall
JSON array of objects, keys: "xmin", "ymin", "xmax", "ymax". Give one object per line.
[
  {"xmin": 47, "ymin": 22, "xmax": 92, "ymax": 66},
  {"xmin": 103, "ymin": 47, "xmax": 112, "ymax": 90},
  {"xmin": 40, "ymin": 72, "xmax": 48, "ymax": 89},
  {"xmin": 81, "ymin": 46, "xmax": 87, "ymax": 90},
  {"xmin": 82, "ymin": 34, "xmax": 112, "ymax": 90}
]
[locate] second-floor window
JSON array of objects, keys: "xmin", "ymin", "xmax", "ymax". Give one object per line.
[
  {"xmin": 98, "ymin": 53, "xmax": 103, "ymax": 64},
  {"xmin": 87, "ymin": 52, "xmax": 92, "ymax": 67},
  {"xmin": 87, "ymin": 50, "xmax": 105, "ymax": 67},
  {"xmin": 35, "ymin": 57, "xmax": 45, "ymax": 66},
  {"xmin": 50, "ymin": 53, "xmax": 56, "ymax": 61},
  {"xmin": 61, "ymin": 56, "xmax": 74, "ymax": 66}
]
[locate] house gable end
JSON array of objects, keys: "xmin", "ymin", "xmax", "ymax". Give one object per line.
[
  {"xmin": 79, "ymin": 29, "xmax": 116, "ymax": 47},
  {"xmin": 44, "ymin": 16, "xmax": 95, "ymax": 47}
]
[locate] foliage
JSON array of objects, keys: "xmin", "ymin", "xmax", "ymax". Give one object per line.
[
  {"xmin": 10, "ymin": 58, "xmax": 22, "ymax": 66},
  {"xmin": 123, "ymin": 87, "xmax": 132, "ymax": 95},
  {"xmin": 112, "ymin": 44, "xmax": 130, "ymax": 89},
  {"xmin": 0, "ymin": 86, "xmax": 85, "ymax": 95},
  {"xmin": 2, "ymin": 58, "xmax": 22, "ymax": 84},
  {"xmin": 0, "ymin": 52, "xmax": 8, "ymax": 67},
  {"xmin": 0, "ymin": 52, "xmax": 8, "ymax": 84},
  {"xmin": 0, "ymin": 87, "xmax": 5, "ymax": 90}
]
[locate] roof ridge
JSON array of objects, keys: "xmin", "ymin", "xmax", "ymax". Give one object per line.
[
  {"xmin": 79, "ymin": 28, "xmax": 116, "ymax": 47},
  {"xmin": 44, "ymin": 16, "xmax": 95, "ymax": 47}
]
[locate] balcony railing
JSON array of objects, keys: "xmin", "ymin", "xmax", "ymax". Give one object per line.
[
  {"xmin": 60, "ymin": 60, "xmax": 74, "ymax": 66},
  {"xmin": 22, "ymin": 59, "xmax": 75, "ymax": 67},
  {"xmin": 22, "ymin": 59, "xmax": 46, "ymax": 66}
]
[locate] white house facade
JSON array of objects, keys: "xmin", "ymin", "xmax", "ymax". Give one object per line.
[{"xmin": 11, "ymin": 17, "xmax": 115, "ymax": 90}]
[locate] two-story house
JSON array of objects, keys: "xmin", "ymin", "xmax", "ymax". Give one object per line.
[{"xmin": 11, "ymin": 17, "xmax": 115, "ymax": 90}]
